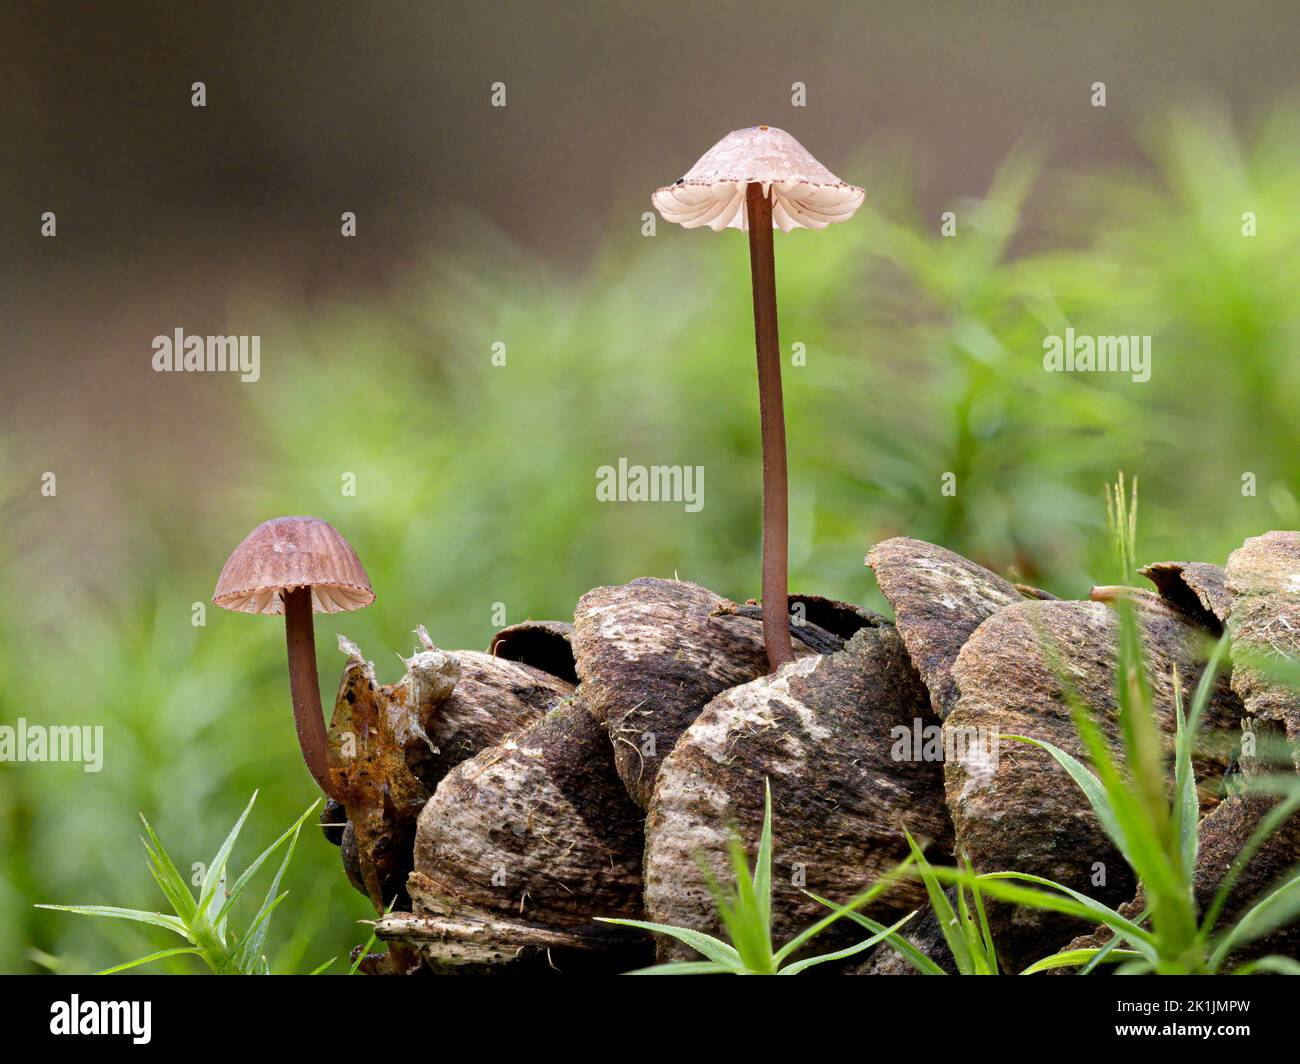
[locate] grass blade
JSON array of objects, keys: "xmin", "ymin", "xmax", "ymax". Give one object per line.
[
  {"xmin": 197, "ymin": 791, "xmax": 258, "ymax": 917},
  {"xmin": 228, "ymin": 891, "xmax": 289, "ymax": 973},
  {"xmin": 204, "ymin": 865, "xmax": 228, "ymax": 947},
  {"xmin": 954, "ymin": 879, "xmax": 989, "ymax": 974},
  {"xmin": 1170, "ymin": 672, "xmax": 1199, "ymax": 884},
  {"xmin": 625, "ymin": 960, "xmax": 733, "ymax": 975},
  {"xmin": 35, "ymin": 905, "xmax": 189, "ymax": 938},
  {"xmin": 693, "ymin": 850, "xmax": 762, "ymax": 971},
  {"xmin": 1079, "ymin": 907, "xmax": 1149, "ymax": 973},
  {"xmin": 1020, "ymin": 947, "xmax": 1144, "ymax": 974},
  {"xmin": 215, "ymin": 800, "xmax": 319, "ymax": 929},
  {"xmin": 1202, "ymin": 790, "xmax": 1300, "ymax": 938},
  {"xmin": 139, "ymin": 815, "xmax": 197, "ymax": 923},
  {"xmin": 1114, "ymin": 601, "xmax": 1167, "ymax": 838},
  {"xmin": 948, "ymin": 871, "xmax": 1157, "ymax": 957},
  {"xmin": 1231, "ymin": 955, "xmax": 1300, "ymax": 975},
  {"xmin": 96, "ymin": 946, "xmax": 203, "ymax": 975},
  {"xmin": 969, "ymin": 866, "xmax": 999, "ymax": 975},
  {"xmin": 772, "ymin": 851, "xmax": 914, "ymax": 964},
  {"xmin": 721, "ymin": 830, "xmax": 772, "ymax": 971},
  {"xmin": 805, "ymin": 892, "xmax": 946, "ymax": 974},
  {"xmin": 904, "ymin": 831, "xmax": 972, "ymax": 974},
  {"xmin": 778, "ymin": 911, "xmax": 916, "ymax": 975},
  {"xmin": 1003, "ymin": 733, "xmax": 1128, "ymax": 858},
  {"xmin": 347, "ymin": 898, "xmax": 395, "ymax": 975},
  {"xmin": 753, "ymin": 780, "xmax": 773, "ymax": 933},
  {"xmin": 232, "ymin": 800, "xmax": 315, "ymax": 971},
  {"xmin": 596, "ymin": 918, "xmax": 742, "ymax": 968},
  {"xmin": 1209, "ymin": 867, "xmax": 1300, "ymax": 970}
]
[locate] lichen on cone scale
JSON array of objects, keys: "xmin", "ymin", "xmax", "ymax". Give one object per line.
[
  {"xmin": 867, "ymin": 537, "xmax": 1024, "ymax": 720},
  {"xmin": 572, "ymin": 576, "xmax": 812, "ymax": 808},
  {"xmin": 644, "ymin": 625, "xmax": 951, "ymax": 960}
]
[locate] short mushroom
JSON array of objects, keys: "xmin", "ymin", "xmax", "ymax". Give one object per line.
[
  {"xmin": 213, "ymin": 516, "xmax": 374, "ymax": 800},
  {"xmin": 652, "ymin": 126, "xmax": 864, "ymax": 671}
]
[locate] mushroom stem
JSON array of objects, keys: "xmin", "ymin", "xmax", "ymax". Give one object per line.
[
  {"xmin": 745, "ymin": 182, "xmax": 793, "ymax": 672},
  {"xmin": 284, "ymin": 586, "xmax": 341, "ymax": 801}
]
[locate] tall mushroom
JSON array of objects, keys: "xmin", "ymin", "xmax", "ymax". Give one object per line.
[
  {"xmin": 213, "ymin": 516, "xmax": 374, "ymax": 801},
  {"xmin": 652, "ymin": 126, "xmax": 864, "ymax": 671}
]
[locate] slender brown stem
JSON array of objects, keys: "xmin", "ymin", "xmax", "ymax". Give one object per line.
[
  {"xmin": 284, "ymin": 586, "xmax": 340, "ymax": 800},
  {"xmin": 746, "ymin": 182, "xmax": 793, "ymax": 671}
]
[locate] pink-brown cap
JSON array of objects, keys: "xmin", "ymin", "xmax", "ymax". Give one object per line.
[
  {"xmin": 651, "ymin": 125, "xmax": 864, "ymax": 233},
  {"xmin": 213, "ymin": 516, "xmax": 375, "ymax": 615}
]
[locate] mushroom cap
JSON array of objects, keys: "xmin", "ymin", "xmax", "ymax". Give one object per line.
[
  {"xmin": 651, "ymin": 125, "xmax": 864, "ymax": 233},
  {"xmin": 213, "ymin": 516, "xmax": 374, "ymax": 615}
]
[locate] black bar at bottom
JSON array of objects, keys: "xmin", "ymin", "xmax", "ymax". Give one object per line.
[{"xmin": 3, "ymin": 972, "xmax": 1292, "ymax": 1048}]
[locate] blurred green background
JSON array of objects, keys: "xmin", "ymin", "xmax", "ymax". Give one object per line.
[{"xmin": 2, "ymin": 2, "xmax": 1299, "ymax": 973}]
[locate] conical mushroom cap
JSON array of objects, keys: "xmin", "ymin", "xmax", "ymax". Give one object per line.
[
  {"xmin": 213, "ymin": 515, "xmax": 374, "ymax": 614},
  {"xmin": 651, "ymin": 125, "xmax": 864, "ymax": 233}
]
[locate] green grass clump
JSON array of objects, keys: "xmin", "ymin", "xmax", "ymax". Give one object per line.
[
  {"xmin": 37, "ymin": 792, "xmax": 332, "ymax": 975},
  {"xmin": 1004, "ymin": 604, "xmax": 1300, "ymax": 974},
  {"xmin": 881, "ymin": 607, "xmax": 1300, "ymax": 974}
]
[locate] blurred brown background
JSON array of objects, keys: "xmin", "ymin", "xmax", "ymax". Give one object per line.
[{"xmin": 5, "ymin": 0, "xmax": 1298, "ymax": 311}]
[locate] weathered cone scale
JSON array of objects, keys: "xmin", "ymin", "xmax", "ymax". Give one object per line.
[
  {"xmin": 644, "ymin": 625, "xmax": 952, "ymax": 957},
  {"xmin": 715, "ymin": 592, "xmax": 886, "ymax": 655},
  {"xmin": 1058, "ymin": 792, "xmax": 1300, "ymax": 969},
  {"xmin": 407, "ymin": 626, "xmax": 576, "ymax": 785},
  {"xmin": 399, "ymin": 701, "xmax": 647, "ymax": 967},
  {"xmin": 867, "ymin": 538, "xmax": 1024, "ymax": 720},
  {"xmin": 1227, "ymin": 532, "xmax": 1300, "ymax": 773},
  {"xmin": 487, "ymin": 619, "xmax": 577, "ymax": 684},
  {"xmin": 339, "ymin": 820, "xmax": 368, "ymax": 899},
  {"xmin": 573, "ymin": 577, "xmax": 869, "ymax": 808},
  {"xmin": 1140, "ymin": 561, "xmax": 1232, "ymax": 632},
  {"xmin": 945, "ymin": 595, "xmax": 1241, "ymax": 972},
  {"xmin": 373, "ymin": 909, "xmax": 643, "ymax": 973},
  {"xmin": 326, "ymin": 627, "xmax": 572, "ymax": 908}
]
